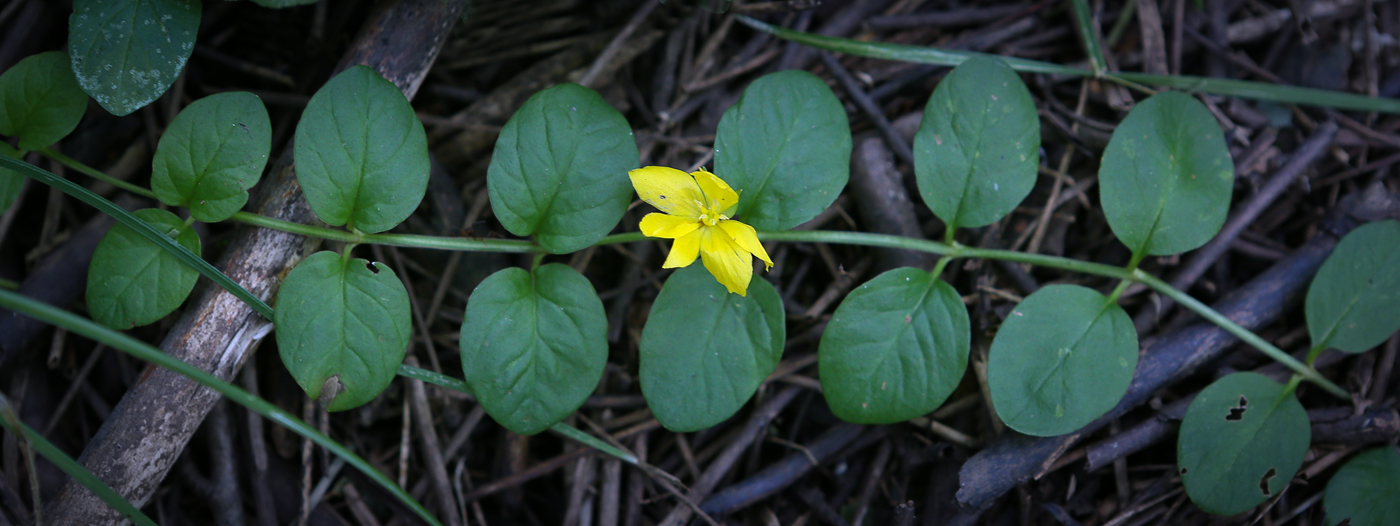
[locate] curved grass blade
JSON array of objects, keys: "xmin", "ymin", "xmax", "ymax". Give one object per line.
[
  {"xmin": 0, "ymin": 394, "xmax": 157, "ymax": 526},
  {"xmin": 1071, "ymin": 0, "xmax": 1107, "ymax": 76},
  {"xmin": 0, "ymin": 289, "xmax": 444, "ymax": 526},
  {"xmin": 737, "ymin": 16, "xmax": 1400, "ymax": 114},
  {"xmin": 0, "ymin": 154, "xmax": 273, "ymax": 320}
]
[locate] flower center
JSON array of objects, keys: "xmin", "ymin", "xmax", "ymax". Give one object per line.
[{"xmin": 695, "ymin": 200, "xmax": 728, "ymax": 227}]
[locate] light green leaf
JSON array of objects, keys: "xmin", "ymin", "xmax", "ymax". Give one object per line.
[
  {"xmin": 1306, "ymin": 220, "xmax": 1400, "ymax": 353},
  {"xmin": 639, "ymin": 265, "xmax": 785, "ymax": 432},
  {"xmin": 1324, "ymin": 446, "xmax": 1400, "ymax": 526},
  {"xmin": 714, "ymin": 70, "xmax": 851, "ymax": 231},
  {"xmin": 0, "ymin": 143, "xmax": 22, "ymax": 215},
  {"xmin": 459, "ymin": 264, "xmax": 608, "ymax": 435},
  {"xmin": 86, "ymin": 208, "xmax": 200, "ymax": 329},
  {"xmin": 914, "ymin": 56, "xmax": 1038, "ymax": 230},
  {"xmin": 487, "ymin": 83, "xmax": 638, "ymax": 254},
  {"xmin": 294, "ymin": 66, "xmax": 428, "ymax": 234},
  {"xmin": 818, "ymin": 268, "xmax": 969, "ymax": 424},
  {"xmin": 274, "ymin": 250, "xmax": 411, "ymax": 411},
  {"xmin": 988, "ymin": 284, "xmax": 1137, "ymax": 437},
  {"xmin": 1178, "ymin": 372, "xmax": 1309, "ymax": 515},
  {"xmin": 1098, "ymin": 91, "xmax": 1233, "ymax": 256},
  {"xmin": 151, "ymin": 92, "xmax": 271, "ymax": 222},
  {"xmin": 0, "ymin": 51, "xmax": 88, "ymax": 150},
  {"xmin": 68, "ymin": 0, "xmax": 200, "ymax": 116}
]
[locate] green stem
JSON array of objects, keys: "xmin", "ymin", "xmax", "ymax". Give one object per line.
[
  {"xmin": 0, "ymin": 289, "xmax": 444, "ymax": 526},
  {"xmin": 0, "ymin": 394, "xmax": 157, "ymax": 526},
  {"xmin": 930, "ymin": 256, "xmax": 952, "ymax": 279},
  {"xmin": 0, "ymin": 154, "xmax": 274, "ymax": 320},
  {"xmin": 230, "ymin": 212, "xmax": 538, "ymax": 253},
  {"xmin": 1105, "ymin": 279, "xmax": 1132, "ymax": 304},
  {"xmin": 1133, "ymin": 270, "xmax": 1347, "ymax": 399},
  {"xmin": 397, "ymin": 363, "xmax": 473, "ymax": 396},
  {"xmin": 1305, "ymin": 342, "xmax": 1327, "ymax": 368},
  {"xmin": 39, "ymin": 147, "xmax": 158, "ymax": 199}
]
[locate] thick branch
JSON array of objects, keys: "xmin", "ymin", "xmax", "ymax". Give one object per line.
[{"xmin": 44, "ymin": 1, "xmax": 465, "ymax": 523}]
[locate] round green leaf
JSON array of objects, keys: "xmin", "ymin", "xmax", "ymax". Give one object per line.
[
  {"xmin": 86, "ymin": 208, "xmax": 200, "ymax": 329},
  {"xmin": 988, "ymin": 284, "xmax": 1138, "ymax": 437},
  {"xmin": 818, "ymin": 268, "xmax": 969, "ymax": 424},
  {"xmin": 151, "ymin": 92, "xmax": 271, "ymax": 222},
  {"xmin": 1178, "ymin": 372, "xmax": 1309, "ymax": 516},
  {"xmin": 69, "ymin": 0, "xmax": 200, "ymax": 116},
  {"xmin": 294, "ymin": 66, "xmax": 428, "ymax": 234},
  {"xmin": 1306, "ymin": 220, "xmax": 1400, "ymax": 353},
  {"xmin": 914, "ymin": 56, "xmax": 1039, "ymax": 230},
  {"xmin": 486, "ymin": 83, "xmax": 638, "ymax": 254},
  {"xmin": 713, "ymin": 70, "xmax": 851, "ymax": 231},
  {"xmin": 639, "ymin": 264, "xmax": 785, "ymax": 432},
  {"xmin": 1324, "ymin": 446, "xmax": 1400, "ymax": 526},
  {"xmin": 274, "ymin": 251, "xmax": 411, "ymax": 412},
  {"xmin": 0, "ymin": 143, "xmax": 22, "ymax": 215},
  {"xmin": 1099, "ymin": 91, "xmax": 1233, "ymax": 256},
  {"xmin": 0, "ymin": 51, "xmax": 88, "ymax": 150},
  {"xmin": 459, "ymin": 264, "xmax": 608, "ymax": 435}
]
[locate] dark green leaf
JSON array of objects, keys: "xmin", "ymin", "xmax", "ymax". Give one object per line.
[
  {"xmin": 274, "ymin": 251, "xmax": 411, "ymax": 411},
  {"xmin": 486, "ymin": 83, "xmax": 638, "ymax": 253},
  {"xmin": 1306, "ymin": 220, "xmax": 1400, "ymax": 353},
  {"xmin": 714, "ymin": 70, "xmax": 851, "ymax": 231},
  {"xmin": 86, "ymin": 208, "xmax": 200, "ymax": 329},
  {"xmin": 914, "ymin": 56, "xmax": 1038, "ymax": 230},
  {"xmin": 639, "ymin": 265, "xmax": 785, "ymax": 432},
  {"xmin": 294, "ymin": 66, "xmax": 428, "ymax": 234},
  {"xmin": 1099, "ymin": 91, "xmax": 1233, "ymax": 256},
  {"xmin": 1178, "ymin": 372, "xmax": 1309, "ymax": 515},
  {"xmin": 459, "ymin": 264, "xmax": 608, "ymax": 435},
  {"xmin": 0, "ymin": 143, "xmax": 22, "ymax": 215},
  {"xmin": 68, "ymin": 0, "xmax": 199, "ymax": 116},
  {"xmin": 151, "ymin": 92, "xmax": 271, "ymax": 222},
  {"xmin": 1324, "ymin": 446, "xmax": 1400, "ymax": 526},
  {"xmin": 988, "ymin": 284, "xmax": 1137, "ymax": 437},
  {"xmin": 818, "ymin": 268, "xmax": 969, "ymax": 424},
  {"xmin": 0, "ymin": 51, "xmax": 88, "ymax": 150}
]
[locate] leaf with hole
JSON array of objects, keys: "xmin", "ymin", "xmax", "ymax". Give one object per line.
[
  {"xmin": 1098, "ymin": 91, "xmax": 1233, "ymax": 256},
  {"xmin": 86, "ymin": 208, "xmax": 200, "ymax": 329},
  {"xmin": 713, "ymin": 70, "xmax": 851, "ymax": 231},
  {"xmin": 1324, "ymin": 446, "xmax": 1400, "ymax": 526},
  {"xmin": 1306, "ymin": 220, "xmax": 1400, "ymax": 354},
  {"xmin": 294, "ymin": 66, "xmax": 428, "ymax": 234},
  {"xmin": 459, "ymin": 264, "xmax": 608, "ymax": 435},
  {"xmin": 818, "ymin": 268, "xmax": 969, "ymax": 424},
  {"xmin": 274, "ymin": 251, "xmax": 411, "ymax": 412},
  {"xmin": 640, "ymin": 264, "xmax": 785, "ymax": 432},
  {"xmin": 0, "ymin": 51, "xmax": 88, "ymax": 150},
  {"xmin": 486, "ymin": 83, "xmax": 638, "ymax": 253},
  {"xmin": 914, "ymin": 56, "xmax": 1038, "ymax": 230},
  {"xmin": 1178, "ymin": 372, "xmax": 1309, "ymax": 515},
  {"xmin": 68, "ymin": 0, "xmax": 200, "ymax": 116},
  {"xmin": 151, "ymin": 92, "xmax": 271, "ymax": 222},
  {"xmin": 988, "ymin": 284, "xmax": 1137, "ymax": 436},
  {"xmin": 0, "ymin": 143, "xmax": 22, "ymax": 215}
]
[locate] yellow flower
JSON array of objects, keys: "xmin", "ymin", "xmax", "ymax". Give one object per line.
[{"xmin": 629, "ymin": 166, "xmax": 773, "ymax": 296}]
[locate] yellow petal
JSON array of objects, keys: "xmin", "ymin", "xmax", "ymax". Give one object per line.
[
  {"xmin": 692, "ymin": 169, "xmax": 739, "ymax": 214},
  {"xmin": 718, "ymin": 220, "xmax": 773, "ymax": 271},
  {"xmin": 640, "ymin": 213, "xmax": 700, "ymax": 239},
  {"xmin": 662, "ymin": 228, "xmax": 702, "ymax": 269},
  {"xmin": 700, "ymin": 226, "xmax": 753, "ymax": 296},
  {"xmin": 629, "ymin": 166, "xmax": 703, "ymax": 218}
]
